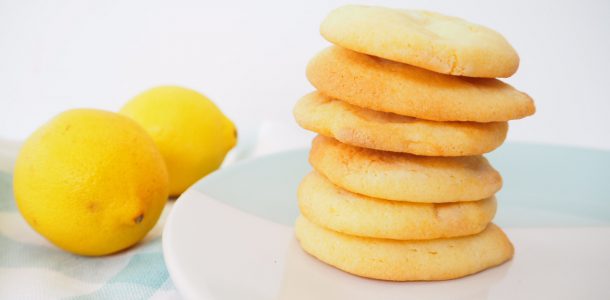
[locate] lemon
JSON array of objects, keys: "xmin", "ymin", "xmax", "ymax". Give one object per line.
[
  {"xmin": 13, "ymin": 109, "xmax": 169, "ymax": 256},
  {"xmin": 120, "ymin": 86, "xmax": 237, "ymax": 196}
]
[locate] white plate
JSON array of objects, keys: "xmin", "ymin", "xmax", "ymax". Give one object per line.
[{"xmin": 163, "ymin": 143, "xmax": 610, "ymax": 300}]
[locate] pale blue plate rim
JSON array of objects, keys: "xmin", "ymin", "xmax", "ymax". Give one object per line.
[{"xmin": 192, "ymin": 142, "xmax": 610, "ymax": 228}]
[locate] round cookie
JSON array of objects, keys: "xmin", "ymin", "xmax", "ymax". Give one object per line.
[
  {"xmin": 320, "ymin": 5, "xmax": 519, "ymax": 78},
  {"xmin": 309, "ymin": 135, "xmax": 502, "ymax": 203},
  {"xmin": 298, "ymin": 171, "xmax": 497, "ymax": 240},
  {"xmin": 295, "ymin": 215, "xmax": 514, "ymax": 281},
  {"xmin": 307, "ymin": 46, "xmax": 535, "ymax": 122},
  {"xmin": 293, "ymin": 92, "xmax": 508, "ymax": 156}
]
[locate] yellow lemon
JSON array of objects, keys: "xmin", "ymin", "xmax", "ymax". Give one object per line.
[
  {"xmin": 120, "ymin": 86, "xmax": 237, "ymax": 196},
  {"xmin": 13, "ymin": 109, "xmax": 169, "ymax": 256}
]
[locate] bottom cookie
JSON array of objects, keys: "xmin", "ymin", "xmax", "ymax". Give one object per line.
[{"xmin": 295, "ymin": 215, "xmax": 513, "ymax": 281}]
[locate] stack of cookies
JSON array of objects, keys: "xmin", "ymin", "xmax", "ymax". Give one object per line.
[{"xmin": 292, "ymin": 5, "xmax": 535, "ymax": 281}]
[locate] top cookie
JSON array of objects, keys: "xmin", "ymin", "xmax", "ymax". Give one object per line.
[{"xmin": 321, "ymin": 5, "xmax": 519, "ymax": 78}]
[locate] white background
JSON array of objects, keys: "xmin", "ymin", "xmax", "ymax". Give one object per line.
[{"xmin": 1, "ymin": 0, "xmax": 609, "ymax": 149}]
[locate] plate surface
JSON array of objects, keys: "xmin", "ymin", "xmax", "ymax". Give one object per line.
[{"xmin": 163, "ymin": 143, "xmax": 610, "ymax": 300}]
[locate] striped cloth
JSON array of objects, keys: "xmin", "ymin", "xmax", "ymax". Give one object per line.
[{"xmin": 0, "ymin": 169, "xmax": 180, "ymax": 299}]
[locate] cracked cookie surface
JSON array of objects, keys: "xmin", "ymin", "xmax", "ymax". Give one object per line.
[{"xmin": 320, "ymin": 5, "xmax": 520, "ymax": 78}]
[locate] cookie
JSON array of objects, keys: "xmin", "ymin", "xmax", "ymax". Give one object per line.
[
  {"xmin": 309, "ymin": 136, "xmax": 502, "ymax": 203},
  {"xmin": 307, "ymin": 47, "xmax": 535, "ymax": 122},
  {"xmin": 320, "ymin": 5, "xmax": 519, "ymax": 78},
  {"xmin": 298, "ymin": 171, "xmax": 496, "ymax": 240},
  {"xmin": 295, "ymin": 215, "xmax": 514, "ymax": 281},
  {"xmin": 293, "ymin": 92, "xmax": 508, "ymax": 156}
]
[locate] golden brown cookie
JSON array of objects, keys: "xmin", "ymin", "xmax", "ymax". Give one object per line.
[
  {"xmin": 295, "ymin": 215, "xmax": 514, "ymax": 281},
  {"xmin": 293, "ymin": 92, "xmax": 508, "ymax": 156},
  {"xmin": 307, "ymin": 47, "xmax": 535, "ymax": 122},
  {"xmin": 320, "ymin": 5, "xmax": 519, "ymax": 78},
  {"xmin": 298, "ymin": 171, "xmax": 497, "ymax": 240},
  {"xmin": 309, "ymin": 136, "xmax": 502, "ymax": 203}
]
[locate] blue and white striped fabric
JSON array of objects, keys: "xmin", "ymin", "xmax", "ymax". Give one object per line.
[{"xmin": 0, "ymin": 169, "xmax": 180, "ymax": 299}]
